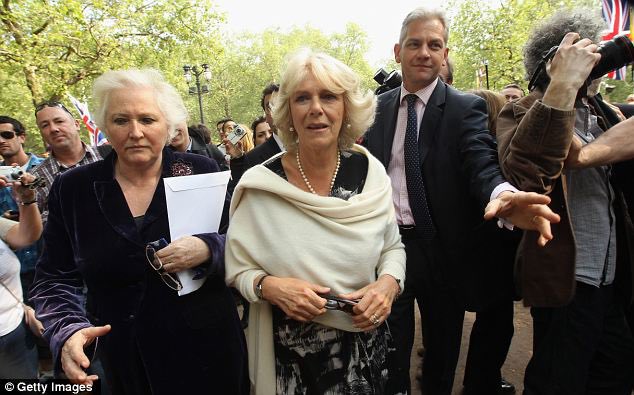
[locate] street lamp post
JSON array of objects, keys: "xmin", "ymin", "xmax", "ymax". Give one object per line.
[
  {"xmin": 483, "ymin": 59, "xmax": 490, "ymax": 90},
  {"xmin": 183, "ymin": 64, "xmax": 212, "ymax": 124}
]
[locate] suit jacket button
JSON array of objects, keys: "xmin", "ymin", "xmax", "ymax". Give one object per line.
[{"xmin": 128, "ymin": 314, "xmax": 135, "ymax": 320}]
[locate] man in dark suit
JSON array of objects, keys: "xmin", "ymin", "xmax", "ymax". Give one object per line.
[
  {"xmin": 228, "ymin": 83, "xmax": 283, "ymax": 183},
  {"xmin": 364, "ymin": 7, "xmax": 558, "ymax": 395}
]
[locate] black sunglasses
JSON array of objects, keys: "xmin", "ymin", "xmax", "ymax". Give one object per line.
[
  {"xmin": 0, "ymin": 131, "xmax": 17, "ymax": 139},
  {"xmin": 320, "ymin": 293, "xmax": 359, "ymax": 314},
  {"xmin": 34, "ymin": 101, "xmax": 74, "ymax": 117},
  {"xmin": 145, "ymin": 238, "xmax": 183, "ymax": 291}
]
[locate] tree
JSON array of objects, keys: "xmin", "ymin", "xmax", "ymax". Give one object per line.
[
  {"xmin": 0, "ymin": 0, "xmax": 225, "ymax": 152},
  {"xmin": 447, "ymin": 0, "xmax": 617, "ymax": 95},
  {"xmin": 200, "ymin": 23, "xmax": 375, "ymax": 143}
]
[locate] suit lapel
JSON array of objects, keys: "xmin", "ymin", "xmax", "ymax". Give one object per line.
[
  {"xmin": 93, "ymin": 148, "xmax": 173, "ymax": 247},
  {"xmin": 142, "ymin": 147, "xmax": 173, "ymax": 233},
  {"xmin": 382, "ymin": 88, "xmax": 401, "ymax": 166},
  {"xmin": 420, "ymin": 82, "xmax": 446, "ymax": 164},
  {"xmin": 93, "ymin": 154, "xmax": 142, "ymax": 246}
]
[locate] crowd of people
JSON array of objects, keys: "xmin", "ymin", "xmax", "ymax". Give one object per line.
[{"xmin": 1, "ymin": 5, "xmax": 634, "ymax": 395}]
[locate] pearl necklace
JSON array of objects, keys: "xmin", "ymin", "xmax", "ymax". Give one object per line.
[{"xmin": 296, "ymin": 149, "xmax": 340, "ymax": 195}]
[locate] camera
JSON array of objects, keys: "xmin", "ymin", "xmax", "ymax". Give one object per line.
[
  {"xmin": 227, "ymin": 125, "xmax": 247, "ymax": 145},
  {"xmin": 0, "ymin": 166, "xmax": 24, "ymax": 180},
  {"xmin": 374, "ymin": 68, "xmax": 402, "ymax": 95},
  {"xmin": 589, "ymin": 35, "xmax": 634, "ymax": 79},
  {"xmin": 529, "ymin": 35, "xmax": 634, "ymax": 91}
]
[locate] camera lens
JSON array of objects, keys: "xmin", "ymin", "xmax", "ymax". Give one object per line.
[{"xmin": 590, "ymin": 35, "xmax": 634, "ymax": 80}]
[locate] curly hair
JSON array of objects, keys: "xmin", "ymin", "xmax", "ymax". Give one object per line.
[
  {"xmin": 523, "ymin": 8, "xmax": 605, "ymax": 91},
  {"xmin": 272, "ymin": 48, "xmax": 376, "ymax": 152}
]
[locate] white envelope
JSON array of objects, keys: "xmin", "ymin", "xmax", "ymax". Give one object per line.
[{"xmin": 164, "ymin": 170, "xmax": 231, "ymax": 295}]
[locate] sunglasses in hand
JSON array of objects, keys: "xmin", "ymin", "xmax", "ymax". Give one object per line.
[
  {"xmin": 319, "ymin": 293, "xmax": 359, "ymax": 315},
  {"xmin": 145, "ymin": 238, "xmax": 183, "ymax": 291}
]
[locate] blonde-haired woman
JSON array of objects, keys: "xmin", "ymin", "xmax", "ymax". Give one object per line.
[
  {"xmin": 237, "ymin": 124, "xmax": 255, "ymax": 153},
  {"xmin": 226, "ymin": 49, "xmax": 405, "ymax": 394}
]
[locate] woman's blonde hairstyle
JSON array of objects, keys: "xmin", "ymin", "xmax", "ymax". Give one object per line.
[
  {"xmin": 470, "ymin": 89, "xmax": 506, "ymax": 135},
  {"xmin": 272, "ymin": 48, "xmax": 376, "ymax": 151},
  {"xmin": 92, "ymin": 69, "xmax": 187, "ymax": 144},
  {"xmin": 238, "ymin": 124, "xmax": 255, "ymax": 153}
]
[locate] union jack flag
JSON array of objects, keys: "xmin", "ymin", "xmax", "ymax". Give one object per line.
[
  {"xmin": 68, "ymin": 94, "xmax": 109, "ymax": 147},
  {"xmin": 601, "ymin": 0, "xmax": 632, "ymax": 79}
]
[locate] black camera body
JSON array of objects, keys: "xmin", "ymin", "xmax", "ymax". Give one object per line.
[
  {"xmin": 529, "ymin": 35, "xmax": 634, "ymax": 91},
  {"xmin": 374, "ymin": 68, "xmax": 402, "ymax": 95},
  {"xmin": 589, "ymin": 35, "xmax": 634, "ymax": 79}
]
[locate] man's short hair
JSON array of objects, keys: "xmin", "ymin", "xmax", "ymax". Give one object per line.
[
  {"xmin": 440, "ymin": 57, "xmax": 454, "ymax": 84},
  {"xmin": 400, "ymin": 7, "xmax": 449, "ymax": 45},
  {"xmin": 260, "ymin": 83, "xmax": 280, "ymax": 111},
  {"xmin": 217, "ymin": 118, "xmax": 232, "ymax": 127},
  {"xmin": 189, "ymin": 123, "xmax": 212, "ymax": 144},
  {"xmin": 0, "ymin": 115, "xmax": 26, "ymax": 135},
  {"xmin": 524, "ymin": 8, "xmax": 605, "ymax": 91}
]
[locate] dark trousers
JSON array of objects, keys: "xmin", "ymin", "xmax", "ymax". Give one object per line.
[
  {"xmin": 386, "ymin": 235, "xmax": 464, "ymax": 395},
  {"xmin": 462, "ymin": 297, "xmax": 515, "ymax": 394},
  {"xmin": 386, "ymin": 233, "xmax": 515, "ymax": 395},
  {"xmin": 524, "ymin": 282, "xmax": 634, "ymax": 395}
]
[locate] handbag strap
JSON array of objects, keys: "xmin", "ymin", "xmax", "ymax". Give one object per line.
[{"xmin": 0, "ymin": 277, "xmax": 27, "ymax": 310}]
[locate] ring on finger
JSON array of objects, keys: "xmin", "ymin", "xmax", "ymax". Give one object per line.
[
  {"xmin": 370, "ymin": 314, "xmax": 380, "ymax": 326},
  {"xmin": 531, "ymin": 215, "xmax": 539, "ymax": 223}
]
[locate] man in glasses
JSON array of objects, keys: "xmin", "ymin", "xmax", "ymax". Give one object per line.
[
  {"xmin": 0, "ymin": 115, "xmax": 45, "ymax": 299},
  {"xmin": 32, "ymin": 102, "xmax": 102, "ymax": 224}
]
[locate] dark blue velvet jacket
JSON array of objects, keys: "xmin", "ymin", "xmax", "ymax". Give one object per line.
[{"xmin": 30, "ymin": 148, "xmax": 248, "ymax": 394}]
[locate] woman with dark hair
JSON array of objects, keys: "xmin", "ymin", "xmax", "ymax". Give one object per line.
[{"xmin": 251, "ymin": 116, "xmax": 272, "ymax": 147}]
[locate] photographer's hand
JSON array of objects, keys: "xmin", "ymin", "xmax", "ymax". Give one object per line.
[
  {"xmin": 223, "ymin": 138, "xmax": 244, "ymax": 159},
  {"xmin": 12, "ymin": 173, "xmax": 36, "ymax": 204},
  {"xmin": 4, "ymin": 172, "xmax": 42, "ymax": 249},
  {"xmin": 543, "ymin": 32, "xmax": 601, "ymax": 110}
]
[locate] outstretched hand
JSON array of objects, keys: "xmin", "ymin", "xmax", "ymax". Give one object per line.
[
  {"xmin": 484, "ymin": 191, "xmax": 561, "ymax": 246},
  {"xmin": 61, "ymin": 325, "xmax": 111, "ymax": 385}
]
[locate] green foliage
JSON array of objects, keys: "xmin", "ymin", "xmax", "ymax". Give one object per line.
[
  {"xmin": 448, "ymin": 0, "xmax": 573, "ymax": 92},
  {"xmin": 3, "ymin": 0, "xmax": 631, "ymax": 154},
  {"xmin": 198, "ymin": 23, "xmax": 375, "ymax": 143},
  {"xmin": 0, "ymin": 0, "xmax": 225, "ymax": 153},
  {"xmin": 447, "ymin": 0, "xmax": 634, "ymax": 102},
  {"xmin": 0, "ymin": 0, "xmax": 373, "ymax": 149}
]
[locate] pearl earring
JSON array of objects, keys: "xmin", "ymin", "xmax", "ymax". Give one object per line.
[
  {"xmin": 346, "ymin": 123, "xmax": 351, "ymax": 129},
  {"xmin": 289, "ymin": 126, "xmax": 295, "ymax": 132}
]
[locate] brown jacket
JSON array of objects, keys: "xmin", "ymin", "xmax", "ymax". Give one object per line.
[{"xmin": 496, "ymin": 90, "xmax": 634, "ymax": 307}]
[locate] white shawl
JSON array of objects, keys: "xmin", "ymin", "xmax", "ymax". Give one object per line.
[{"xmin": 225, "ymin": 144, "xmax": 406, "ymax": 395}]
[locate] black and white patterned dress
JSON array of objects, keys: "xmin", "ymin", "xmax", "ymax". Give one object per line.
[{"xmin": 264, "ymin": 150, "xmax": 391, "ymax": 395}]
